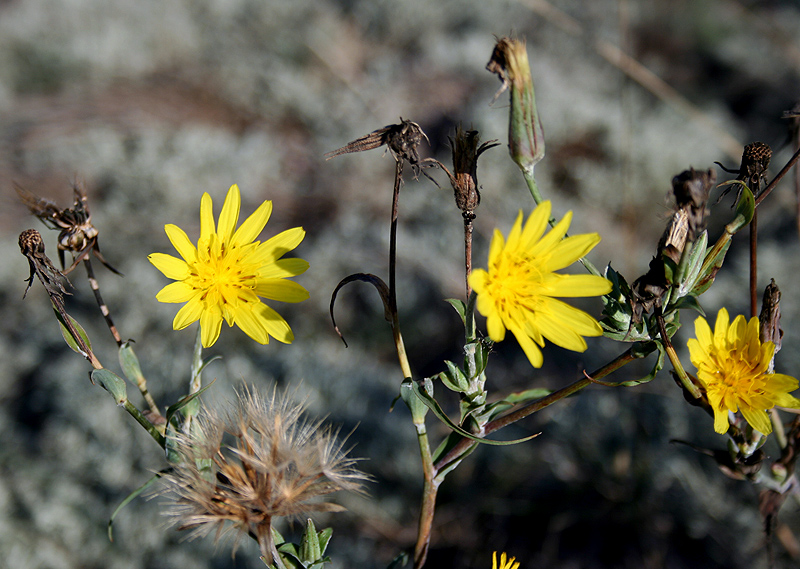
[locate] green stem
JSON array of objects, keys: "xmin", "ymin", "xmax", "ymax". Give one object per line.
[
  {"xmin": 521, "ymin": 168, "xmax": 602, "ymax": 277},
  {"xmin": 655, "ymin": 311, "xmax": 701, "ymax": 399},
  {"xmin": 434, "ymin": 348, "xmax": 636, "ymax": 473},
  {"xmin": 123, "ymin": 399, "xmax": 166, "ymax": 448}
]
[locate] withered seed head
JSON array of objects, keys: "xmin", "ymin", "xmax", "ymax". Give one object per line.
[
  {"xmin": 739, "ymin": 141, "xmax": 772, "ymax": 190},
  {"xmin": 19, "ymin": 228, "xmax": 45, "ymax": 257},
  {"xmin": 158, "ymin": 387, "xmax": 368, "ymax": 564}
]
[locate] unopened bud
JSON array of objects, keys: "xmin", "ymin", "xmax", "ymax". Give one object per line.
[{"xmin": 487, "ymin": 37, "xmax": 545, "ymax": 175}]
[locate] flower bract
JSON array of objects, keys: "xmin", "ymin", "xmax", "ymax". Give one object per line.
[
  {"xmin": 687, "ymin": 307, "xmax": 800, "ymax": 435},
  {"xmin": 493, "ymin": 551, "xmax": 521, "ymax": 569},
  {"xmin": 469, "ymin": 201, "xmax": 611, "ymax": 368},
  {"xmin": 149, "ymin": 184, "xmax": 309, "ymax": 348}
]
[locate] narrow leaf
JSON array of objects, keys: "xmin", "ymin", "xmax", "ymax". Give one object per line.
[
  {"xmin": 410, "ymin": 378, "xmax": 539, "ymax": 446},
  {"xmin": 108, "ymin": 471, "xmax": 167, "ymax": 541}
]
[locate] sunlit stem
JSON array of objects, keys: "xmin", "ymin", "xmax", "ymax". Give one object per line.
[
  {"xmin": 183, "ymin": 326, "xmax": 204, "ymax": 432},
  {"xmin": 749, "ymin": 211, "xmax": 758, "ymax": 319},
  {"xmin": 769, "ymin": 408, "xmax": 788, "ymax": 450},
  {"xmin": 386, "ymin": 157, "xmax": 437, "ymax": 569},
  {"xmin": 521, "ymin": 168, "xmax": 602, "ymax": 278},
  {"xmin": 655, "ymin": 311, "xmax": 701, "ymax": 399}
]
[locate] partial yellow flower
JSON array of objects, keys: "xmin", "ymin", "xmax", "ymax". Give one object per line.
[
  {"xmin": 687, "ymin": 307, "xmax": 800, "ymax": 435},
  {"xmin": 469, "ymin": 201, "xmax": 611, "ymax": 368},
  {"xmin": 149, "ymin": 184, "xmax": 309, "ymax": 348},
  {"xmin": 493, "ymin": 551, "xmax": 520, "ymax": 569}
]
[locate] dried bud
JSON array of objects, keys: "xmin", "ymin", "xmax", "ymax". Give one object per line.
[
  {"xmin": 487, "ymin": 37, "xmax": 545, "ymax": 174},
  {"xmin": 439, "ymin": 126, "xmax": 499, "ymax": 218},
  {"xmin": 759, "ymin": 279, "xmax": 782, "ymax": 372},
  {"xmin": 19, "ymin": 228, "xmax": 45, "ymax": 258},
  {"xmin": 716, "ymin": 141, "xmax": 772, "ymax": 204},
  {"xmin": 739, "ymin": 141, "xmax": 772, "ymax": 191},
  {"xmin": 671, "ymin": 168, "xmax": 715, "ymax": 242}
]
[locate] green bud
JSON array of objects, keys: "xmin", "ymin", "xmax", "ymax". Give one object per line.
[
  {"xmin": 487, "ymin": 37, "xmax": 545, "ymax": 175},
  {"xmin": 91, "ymin": 369, "xmax": 128, "ymax": 405}
]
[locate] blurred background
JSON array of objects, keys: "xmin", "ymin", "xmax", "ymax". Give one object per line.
[{"xmin": 2, "ymin": 0, "xmax": 800, "ymax": 567}]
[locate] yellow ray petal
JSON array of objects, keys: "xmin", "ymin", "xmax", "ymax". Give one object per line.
[
  {"xmin": 232, "ymin": 199, "xmax": 272, "ymax": 247},
  {"xmin": 149, "ymin": 252, "xmax": 190, "ymax": 280},
  {"xmin": 254, "ymin": 279, "xmax": 310, "ymax": 303},
  {"xmin": 217, "ymin": 184, "xmax": 241, "ymax": 243},
  {"xmin": 164, "ymin": 224, "xmax": 198, "ymax": 264}
]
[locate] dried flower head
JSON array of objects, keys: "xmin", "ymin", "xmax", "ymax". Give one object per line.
[{"xmin": 158, "ymin": 387, "xmax": 368, "ymax": 565}]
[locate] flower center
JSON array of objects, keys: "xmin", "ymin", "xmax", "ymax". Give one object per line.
[{"xmin": 188, "ymin": 238, "xmax": 259, "ymax": 307}]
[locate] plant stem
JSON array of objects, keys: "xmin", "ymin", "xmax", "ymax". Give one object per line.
[
  {"xmin": 655, "ymin": 311, "xmax": 701, "ymax": 399},
  {"xmin": 122, "ymin": 399, "xmax": 166, "ymax": 448},
  {"xmin": 521, "ymin": 168, "xmax": 602, "ymax": 277},
  {"xmin": 434, "ymin": 348, "xmax": 636, "ymax": 473},
  {"xmin": 385, "ymin": 156, "xmax": 437, "ymax": 569}
]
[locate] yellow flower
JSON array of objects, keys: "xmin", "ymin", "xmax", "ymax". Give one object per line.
[
  {"xmin": 687, "ymin": 307, "xmax": 800, "ymax": 435},
  {"xmin": 493, "ymin": 551, "xmax": 520, "ymax": 569},
  {"xmin": 469, "ymin": 201, "xmax": 611, "ymax": 368},
  {"xmin": 149, "ymin": 184, "xmax": 309, "ymax": 348}
]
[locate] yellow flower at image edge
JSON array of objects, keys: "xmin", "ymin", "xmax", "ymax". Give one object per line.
[
  {"xmin": 688, "ymin": 307, "xmax": 800, "ymax": 435},
  {"xmin": 493, "ymin": 551, "xmax": 520, "ymax": 569},
  {"xmin": 148, "ymin": 184, "xmax": 309, "ymax": 348},
  {"xmin": 469, "ymin": 201, "xmax": 611, "ymax": 368}
]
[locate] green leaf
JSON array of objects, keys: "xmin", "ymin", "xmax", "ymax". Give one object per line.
[
  {"xmin": 439, "ymin": 360, "xmax": 468, "ymax": 393},
  {"xmin": 55, "ymin": 308, "xmax": 91, "ymax": 355},
  {"xmin": 164, "ymin": 380, "xmax": 216, "ymax": 425},
  {"xmin": 482, "ymin": 388, "xmax": 552, "ymax": 421},
  {"xmin": 91, "ymin": 369, "xmax": 128, "ymax": 405},
  {"xmin": 399, "ymin": 377, "xmax": 429, "ymax": 423},
  {"xmin": 691, "ymin": 237, "xmax": 731, "ymax": 296},
  {"xmin": 431, "ymin": 430, "xmax": 479, "ymax": 481},
  {"xmin": 592, "ymin": 341, "xmax": 665, "ymax": 386},
  {"xmin": 444, "ymin": 298, "xmax": 467, "ymax": 326},
  {"xmin": 409, "ymin": 378, "xmax": 539, "ymax": 446},
  {"xmin": 108, "ymin": 471, "xmax": 166, "ymax": 541},
  {"xmin": 676, "ymin": 231, "xmax": 708, "ymax": 297},
  {"xmin": 669, "ymin": 294, "xmax": 705, "ymax": 316},
  {"xmin": 316, "ymin": 527, "xmax": 333, "ymax": 557},
  {"xmin": 300, "ymin": 518, "xmax": 322, "ymax": 563},
  {"xmin": 721, "ymin": 181, "xmax": 755, "ymax": 233}
]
